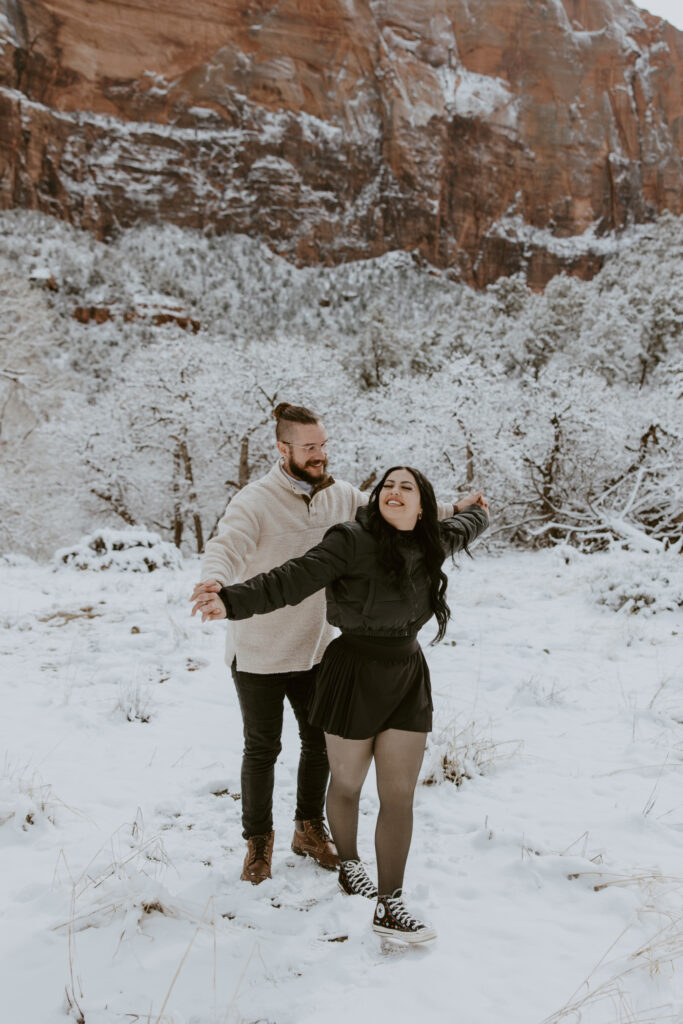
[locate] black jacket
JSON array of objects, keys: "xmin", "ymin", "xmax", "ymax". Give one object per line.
[{"xmin": 219, "ymin": 505, "xmax": 488, "ymax": 638}]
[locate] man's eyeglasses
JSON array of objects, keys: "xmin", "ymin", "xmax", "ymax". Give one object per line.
[{"xmin": 282, "ymin": 440, "xmax": 329, "ymax": 454}]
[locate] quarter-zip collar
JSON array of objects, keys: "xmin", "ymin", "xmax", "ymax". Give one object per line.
[
  {"xmin": 271, "ymin": 459, "xmax": 336, "ymax": 502},
  {"xmin": 279, "ymin": 461, "xmax": 313, "ymax": 494}
]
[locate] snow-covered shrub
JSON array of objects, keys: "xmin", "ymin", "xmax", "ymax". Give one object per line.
[
  {"xmin": 54, "ymin": 528, "xmax": 183, "ymax": 572},
  {"xmin": 116, "ymin": 681, "xmax": 155, "ymax": 723},
  {"xmin": 509, "ymin": 676, "xmax": 569, "ymax": 707},
  {"xmin": 0, "ymin": 763, "xmax": 59, "ymax": 832},
  {"xmin": 589, "ymin": 549, "xmax": 683, "ymax": 615},
  {"xmin": 421, "ymin": 717, "xmax": 521, "ymax": 787},
  {"xmin": 0, "ymin": 552, "xmax": 35, "ymax": 568},
  {"xmin": 62, "ymin": 819, "xmax": 174, "ymax": 937}
]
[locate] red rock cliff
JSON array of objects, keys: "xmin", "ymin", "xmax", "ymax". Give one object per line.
[{"xmin": 0, "ymin": 0, "xmax": 681, "ymax": 287}]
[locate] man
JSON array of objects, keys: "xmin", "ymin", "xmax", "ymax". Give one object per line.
[{"xmin": 191, "ymin": 401, "xmax": 481, "ymax": 885}]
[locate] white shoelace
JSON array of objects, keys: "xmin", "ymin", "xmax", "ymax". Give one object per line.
[
  {"xmin": 342, "ymin": 860, "xmax": 377, "ymax": 897},
  {"xmin": 384, "ymin": 893, "xmax": 423, "ymax": 930}
]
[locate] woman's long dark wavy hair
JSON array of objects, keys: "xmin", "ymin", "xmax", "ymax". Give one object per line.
[{"xmin": 366, "ymin": 466, "xmax": 450, "ymax": 644}]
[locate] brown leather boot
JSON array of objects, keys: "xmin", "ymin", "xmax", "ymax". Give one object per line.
[
  {"xmin": 291, "ymin": 818, "xmax": 339, "ymax": 870},
  {"xmin": 240, "ymin": 831, "xmax": 274, "ymax": 884}
]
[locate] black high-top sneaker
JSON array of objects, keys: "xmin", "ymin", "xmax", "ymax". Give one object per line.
[
  {"xmin": 372, "ymin": 888, "xmax": 437, "ymax": 943},
  {"xmin": 338, "ymin": 859, "xmax": 378, "ymax": 898}
]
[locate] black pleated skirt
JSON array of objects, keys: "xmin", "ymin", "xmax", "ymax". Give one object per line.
[{"xmin": 308, "ymin": 633, "xmax": 433, "ymax": 740}]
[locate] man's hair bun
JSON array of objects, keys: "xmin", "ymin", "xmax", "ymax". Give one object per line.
[
  {"xmin": 272, "ymin": 402, "xmax": 320, "ymax": 439},
  {"xmin": 273, "ymin": 402, "xmax": 292, "ymax": 420}
]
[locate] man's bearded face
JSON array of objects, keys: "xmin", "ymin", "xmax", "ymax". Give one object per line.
[
  {"xmin": 285, "ymin": 444, "xmax": 328, "ymax": 485},
  {"xmin": 279, "ymin": 422, "xmax": 329, "ymax": 485}
]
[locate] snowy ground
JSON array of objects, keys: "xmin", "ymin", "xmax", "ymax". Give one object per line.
[{"xmin": 1, "ymin": 545, "xmax": 682, "ymax": 1024}]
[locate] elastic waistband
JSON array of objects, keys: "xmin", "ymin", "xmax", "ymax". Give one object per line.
[{"xmin": 339, "ymin": 632, "xmax": 420, "ymax": 659}]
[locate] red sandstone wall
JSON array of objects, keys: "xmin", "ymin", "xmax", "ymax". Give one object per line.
[{"xmin": 0, "ymin": 0, "xmax": 681, "ymax": 286}]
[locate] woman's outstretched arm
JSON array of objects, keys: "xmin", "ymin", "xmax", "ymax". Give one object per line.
[
  {"xmin": 191, "ymin": 524, "xmax": 355, "ymax": 622},
  {"xmin": 440, "ymin": 500, "xmax": 489, "ymax": 555}
]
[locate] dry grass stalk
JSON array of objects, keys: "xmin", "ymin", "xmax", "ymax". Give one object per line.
[
  {"xmin": 151, "ymin": 896, "xmax": 214, "ymax": 1024},
  {"xmin": 64, "ymin": 886, "xmax": 86, "ymax": 1024},
  {"xmin": 541, "ymin": 871, "xmax": 683, "ymax": 1024}
]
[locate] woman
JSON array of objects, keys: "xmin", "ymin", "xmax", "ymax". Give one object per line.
[{"xmin": 193, "ymin": 466, "xmax": 488, "ymax": 943}]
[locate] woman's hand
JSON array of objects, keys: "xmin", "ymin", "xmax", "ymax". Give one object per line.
[
  {"xmin": 455, "ymin": 490, "xmax": 489, "ymax": 515},
  {"xmin": 190, "ymin": 579, "xmax": 227, "ymax": 621}
]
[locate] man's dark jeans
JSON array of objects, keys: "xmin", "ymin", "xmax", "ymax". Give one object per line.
[{"xmin": 231, "ymin": 661, "xmax": 330, "ymax": 839}]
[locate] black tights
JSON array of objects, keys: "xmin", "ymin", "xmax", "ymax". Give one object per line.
[{"xmin": 325, "ymin": 729, "xmax": 427, "ymax": 896}]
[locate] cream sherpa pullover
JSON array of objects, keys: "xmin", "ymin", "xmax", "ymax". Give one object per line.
[{"xmin": 201, "ymin": 461, "xmax": 366, "ymax": 673}]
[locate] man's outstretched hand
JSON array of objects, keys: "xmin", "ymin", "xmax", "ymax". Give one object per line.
[
  {"xmin": 455, "ymin": 490, "xmax": 489, "ymax": 516},
  {"xmin": 190, "ymin": 579, "xmax": 227, "ymax": 622}
]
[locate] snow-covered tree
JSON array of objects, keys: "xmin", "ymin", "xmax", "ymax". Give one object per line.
[{"xmin": 1, "ymin": 209, "xmax": 681, "ymax": 557}]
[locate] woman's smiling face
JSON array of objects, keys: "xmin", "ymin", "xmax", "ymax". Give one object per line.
[{"xmin": 378, "ymin": 468, "xmax": 422, "ymax": 530}]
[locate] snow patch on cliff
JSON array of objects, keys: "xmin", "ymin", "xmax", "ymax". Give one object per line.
[
  {"xmin": 299, "ymin": 110, "xmax": 345, "ymax": 145},
  {"xmin": 249, "ymin": 156, "xmax": 301, "ymax": 181},
  {"xmin": 488, "ymin": 214, "xmax": 653, "ymax": 257},
  {"xmin": 440, "ymin": 66, "xmax": 518, "ymax": 127},
  {"xmin": 0, "ymin": 12, "xmax": 13, "ymax": 41},
  {"xmin": 188, "ymin": 105, "xmax": 217, "ymax": 119}
]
